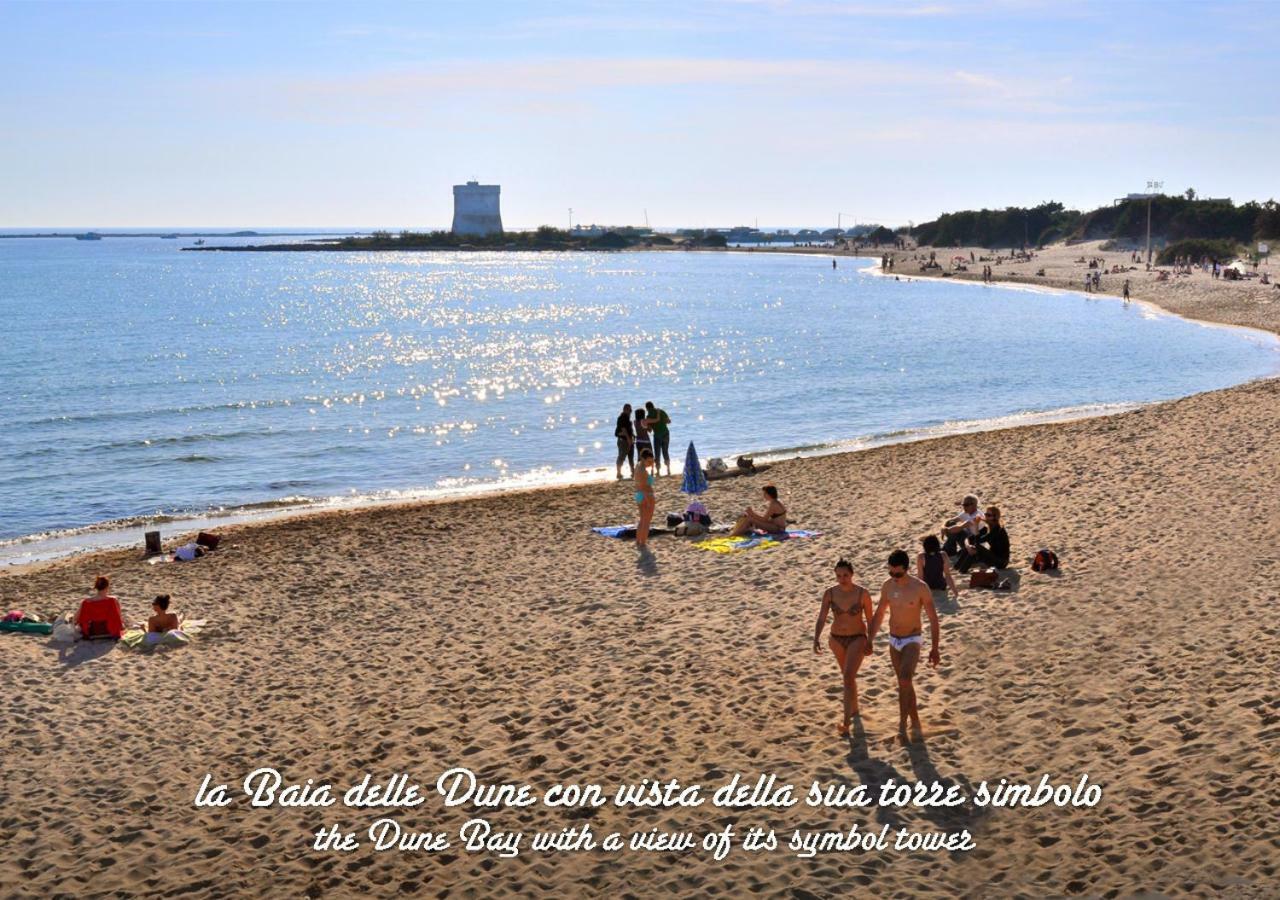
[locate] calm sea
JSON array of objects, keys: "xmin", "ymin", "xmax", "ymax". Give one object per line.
[{"xmin": 2, "ymin": 236, "xmax": 1277, "ymax": 561}]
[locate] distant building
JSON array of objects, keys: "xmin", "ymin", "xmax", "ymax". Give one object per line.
[{"xmin": 452, "ymin": 182, "xmax": 503, "ymax": 236}]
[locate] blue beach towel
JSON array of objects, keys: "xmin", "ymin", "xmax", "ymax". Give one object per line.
[{"xmin": 592, "ymin": 525, "xmax": 637, "ymax": 539}]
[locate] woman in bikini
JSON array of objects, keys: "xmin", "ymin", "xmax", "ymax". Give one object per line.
[
  {"xmin": 812, "ymin": 559, "xmax": 874, "ymax": 735},
  {"xmin": 633, "ymin": 447, "xmax": 656, "ymax": 549},
  {"xmin": 729, "ymin": 484, "xmax": 787, "ymax": 537}
]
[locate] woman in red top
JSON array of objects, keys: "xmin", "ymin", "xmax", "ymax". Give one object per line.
[{"xmin": 73, "ymin": 575, "xmax": 126, "ymax": 639}]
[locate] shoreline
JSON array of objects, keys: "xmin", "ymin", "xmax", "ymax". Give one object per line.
[
  {"xmin": 6, "ymin": 251, "xmax": 1275, "ymax": 570},
  {"xmin": 0, "ymin": 398, "xmax": 1152, "ymax": 571}
]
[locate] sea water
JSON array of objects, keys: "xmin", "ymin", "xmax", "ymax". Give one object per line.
[{"xmin": 2, "ymin": 237, "xmax": 1277, "ymax": 560}]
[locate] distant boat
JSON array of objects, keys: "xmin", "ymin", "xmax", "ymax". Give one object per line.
[
  {"xmin": 75, "ymin": 232, "xmax": 102, "ymax": 241},
  {"xmin": 193, "ymin": 239, "xmax": 205, "ymax": 245}
]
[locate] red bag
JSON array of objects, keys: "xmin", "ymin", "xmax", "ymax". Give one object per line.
[{"xmin": 968, "ymin": 569, "xmax": 999, "ymax": 589}]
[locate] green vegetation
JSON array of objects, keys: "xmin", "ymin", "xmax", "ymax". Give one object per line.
[
  {"xmin": 1155, "ymin": 239, "xmax": 1239, "ymax": 265},
  {"xmin": 911, "ymin": 202, "xmax": 1078, "ymax": 248},
  {"xmin": 316, "ymin": 226, "xmax": 679, "ymax": 252},
  {"xmin": 912, "ymin": 197, "xmax": 1279, "ymax": 249}
]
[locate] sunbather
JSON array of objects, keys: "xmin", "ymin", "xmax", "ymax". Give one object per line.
[
  {"xmin": 73, "ymin": 575, "xmax": 126, "ymax": 640},
  {"xmin": 956, "ymin": 506, "xmax": 1010, "ymax": 572},
  {"xmin": 730, "ymin": 484, "xmax": 787, "ymax": 537},
  {"xmin": 173, "ymin": 542, "xmax": 206, "ymax": 562},
  {"xmin": 941, "ymin": 495, "xmax": 983, "ymax": 555},
  {"xmin": 917, "ymin": 535, "xmax": 959, "ymax": 597},
  {"xmin": 147, "ymin": 594, "xmax": 180, "ymax": 633}
]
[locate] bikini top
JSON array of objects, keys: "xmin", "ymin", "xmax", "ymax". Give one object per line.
[{"xmin": 827, "ymin": 586, "xmax": 867, "ymax": 636}]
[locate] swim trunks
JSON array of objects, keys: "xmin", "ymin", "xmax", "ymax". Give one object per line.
[{"xmin": 888, "ymin": 634, "xmax": 923, "ymax": 652}]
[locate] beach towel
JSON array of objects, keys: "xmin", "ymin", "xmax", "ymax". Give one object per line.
[
  {"xmin": 592, "ymin": 525, "xmax": 638, "ymax": 539},
  {"xmin": 693, "ymin": 529, "xmax": 822, "ymax": 554},
  {"xmin": 119, "ymin": 619, "xmax": 204, "ymax": 651},
  {"xmin": 592, "ymin": 523, "xmax": 728, "ymax": 540}
]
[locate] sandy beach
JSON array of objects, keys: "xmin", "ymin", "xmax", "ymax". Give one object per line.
[{"xmin": 2, "ymin": 248, "xmax": 1278, "ymax": 898}]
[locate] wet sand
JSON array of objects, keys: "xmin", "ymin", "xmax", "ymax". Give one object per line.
[{"xmin": 1, "ymin": 244, "xmax": 1278, "ymax": 897}]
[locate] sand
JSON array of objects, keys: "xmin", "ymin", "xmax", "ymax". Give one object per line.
[{"xmin": 1, "ymin": 243, "xmax": 1278, "ymax": 898}]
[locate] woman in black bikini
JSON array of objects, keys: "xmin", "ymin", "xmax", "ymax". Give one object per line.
[
  {"xmin": 730, "ymin": 484, "xmax": 787, "ymax": 537},
  {"xmin": 813, "ymin": 559, "xmax": 874, "ymax": 735}
]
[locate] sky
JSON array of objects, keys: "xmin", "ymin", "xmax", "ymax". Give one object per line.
[{"xmin": 2, "ymin": 0, "xmax": 1277, "ymax": 229}]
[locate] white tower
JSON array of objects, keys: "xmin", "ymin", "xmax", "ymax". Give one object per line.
[{"xmin": 451, "ymin": 181, "xmax": 503, "ymax": 236}]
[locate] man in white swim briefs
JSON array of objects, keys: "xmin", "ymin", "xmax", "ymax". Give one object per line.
[{"xmin": 869, "ymin": 549, "xmax": 941, "ymax": 737}]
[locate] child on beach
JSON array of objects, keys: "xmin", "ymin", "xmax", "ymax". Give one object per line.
[
  {"xmin": 813, "ymin": 559, "xmax": 874, "ymax": 735},
  {"xmin": 633, "ymin": 448, "xmax": 656, "ymax": 549}
]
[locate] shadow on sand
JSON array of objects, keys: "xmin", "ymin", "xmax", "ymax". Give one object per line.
[
  {"xmin": 844, "ymin": 720, "xmax": 986, "ymax": 834},
  {"xmin": 52, "ymin": 638, "xmax": 117, "ymax": 668}
]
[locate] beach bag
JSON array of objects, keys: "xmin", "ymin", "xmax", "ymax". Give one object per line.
[
  {"xmin": 195, "ymin": 531, "xmax": 221, "ymax": 550},
  {"xmin": 969, "ymin": 569, "xmax": 999, "ymax": 589},
  {"xmin": 665, "ymin": 513, "xmax": 683, "ymax": 528},
  {"xmin": 51, "ymin": 621, "xmax": 79, "ymax": 643},
  {"xmin": 707, "ymin": 457, "xmax": 728, "ymax": 475},
  {"xmin": 1032, "ymin": 549, "xmax": 1059, "ymax": 572}
]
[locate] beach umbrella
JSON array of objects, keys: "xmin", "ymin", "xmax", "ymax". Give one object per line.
[{"xmin": 680, "ymin": 441, "xmax": 708, "ymax": 495}]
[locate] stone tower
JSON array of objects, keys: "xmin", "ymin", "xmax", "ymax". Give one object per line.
[{"xmin": 451, "ymin": 181, "xmax": 503, "ymax": 236}]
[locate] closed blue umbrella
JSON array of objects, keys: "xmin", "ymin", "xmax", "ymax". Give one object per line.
[{"xmin": 681, "ymin": 441, "xmax": 708, "ymax": 495}]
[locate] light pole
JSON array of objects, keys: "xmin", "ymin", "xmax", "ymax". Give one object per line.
[
  {"xmin": 568, "ymin": 208, "xmax": 573, "ymax": 232},
  {"xmin": 1145, "ymin": 180, "xmax": 1162, "ymax": 265}
]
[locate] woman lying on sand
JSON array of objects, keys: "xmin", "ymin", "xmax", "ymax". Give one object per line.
[
  {"xmin": 730, "ymin": 484, "xmax": 786, "ymax": 537},
  {"xmin": 813, "ymin": 559, "xmax": 874, "ymax": 735}
]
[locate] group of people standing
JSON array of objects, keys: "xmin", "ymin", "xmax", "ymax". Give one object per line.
[
  {"xmin": 813, "ymin": 495, "xmax": 1010, "ymax": 738},
  {"xmin": 614, "ymin": 402, "xmax": 672, "ymax": 481}
]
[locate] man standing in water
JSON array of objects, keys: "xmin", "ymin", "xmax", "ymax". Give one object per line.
[
  {"xmin": 644, "ymin": 401, "xmax": 672, "ymax": 477},
  {"xmin": 869, "ymin": 549, "xmax": 941, "ymax": 738}
]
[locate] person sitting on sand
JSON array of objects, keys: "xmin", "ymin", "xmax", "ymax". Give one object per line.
[
  {"xmin": 730, "ymin": 484, "xmax": 787, "ymax": 537},
  {"xmin": 956, "ymin": 505, "xmax": 1010, "ymax": 573},
  {"xmin": 813, "ymin": 559, "xmax": 874, "ymax": 735},
  {"xmin": 941, "ymin": 495, "xmax": 983, "ymax": 556},
  {"xmin": 917, "ymin": 535, "xmax": 959, "ymax": 598},
  {"xmin": 147, "ymin": 594, "xmax": 180, "ymax": 634},
  {"xmin": 633, "ymin": 448, "xmax": 656, "ymax": 550},
  {"xmin": 72, "ymin": 575, "xmax": 126, "ymax": 639},
  {"xmin": 868, "ymin": 550, "xmax": 941, "ymax": 738}
]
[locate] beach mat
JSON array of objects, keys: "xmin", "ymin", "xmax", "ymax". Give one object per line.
[{"xmin": 0, "ymin": 620, "xmax": 54, "ymax": 635}]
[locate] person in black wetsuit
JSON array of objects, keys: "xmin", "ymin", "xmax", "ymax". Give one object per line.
[
  {"xmin": 917, "ymin": 535, "xmax": 959, "ymax": 597},
  {"xmin": 956, "ymin": 506, "xmax": 1010, "ymax": 573}
]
